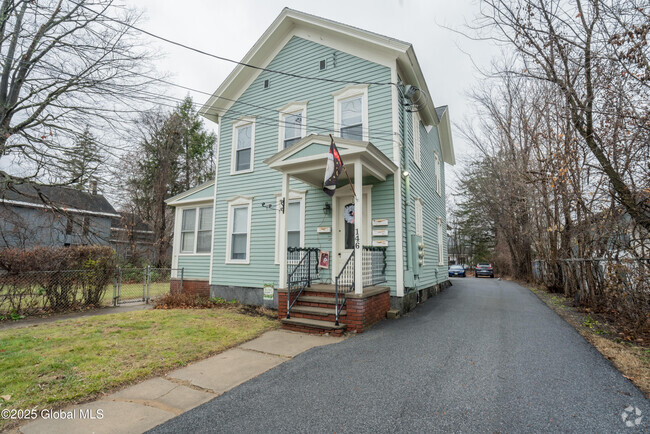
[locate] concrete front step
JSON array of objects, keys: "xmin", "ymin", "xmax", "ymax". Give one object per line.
[
  {"xmin": 297, "ymin": 295, "xmax": 338, "ymax": 305},
  {"xmin": 281, "ymin": 317, "xmax": 347, "ymax": 336},
  {"xmin": 290, "ymin": 305, "xmax": 346, "ymax": 317}
]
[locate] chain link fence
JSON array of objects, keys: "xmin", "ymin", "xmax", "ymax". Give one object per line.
[{"xmin": 0, "ymin": 267, "xmax": 183, "ymax": 319}]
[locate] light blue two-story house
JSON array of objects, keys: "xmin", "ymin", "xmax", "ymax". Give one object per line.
[{"xmin": 166, "ymin": 8, "xmax": 455, "ymax": 334}]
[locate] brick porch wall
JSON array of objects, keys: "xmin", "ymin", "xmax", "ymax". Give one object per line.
[
  {"xmin": 170, "ymin": 279, "xmax": 210, "ymax": 297},
  {"xmin": 345, "ymin": 290, "xmax": 390, "ymax": 333}
]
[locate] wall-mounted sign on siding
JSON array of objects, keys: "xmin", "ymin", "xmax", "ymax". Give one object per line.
[
  {"xmin": 317, "ymin": 226, "xmax": 331, "ymax": 233},
  {"xmin": 372, "ymin": 219, "xmax": 388, "ymax": 226},
  {"xmin": 263, "ymin": 283, "xmax": 274, "ymax": 301},
  {"xmin": 372, "ymin": 229, "xmax": 388, "ymax": 237},
  {"xmin": 372, "ymin": 240, "xmax": 388, "ymax": 247}
]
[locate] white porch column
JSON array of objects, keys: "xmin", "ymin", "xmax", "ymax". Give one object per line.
[
  {"xmin": 279, "ymin": 172, "xmax": 290, "ymax": 288},
  {"xmin": 354, "ymin": 161, "xmax": 363, "ymax": 294}
]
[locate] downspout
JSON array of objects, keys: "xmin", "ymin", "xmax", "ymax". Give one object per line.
[{"xmin": 401, "ymin": 84, "xmax": 412, "ymax": 276}]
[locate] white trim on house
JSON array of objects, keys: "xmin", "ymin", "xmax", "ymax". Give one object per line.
[
  {"xmin": 230, "ymin": 116, "xmax": 256, "ymax": 175},
  {"xmin": 413, "ymin": 112, "xmax": 421, "ymax": 169},
  {"xmin": 277, "ymin": 101, "xmax": 308, "ymax": 151},
  {"xmin": 0, "ymin": 199, "xmax": 120, "ymax": 218},
  {"xmin": 332, "ymin": 84, "xmax": 369, "ymax": 141},
  {"xmin": 391, "ymin": 66, "xmax": 405, "ymax": 298},
  {"xmin": 165, "ymin": 179, "xmax": 215, "ymax": 205},
  {"xmin": 435, "ymin": 152, "xmax": 441, "ymax": 196},
  {"xmin": 207, "ymin": 120, "xmax": 222, "ymax": 284},
  {"xmin": 274, "ymin": 190, "xmax": 307, "ymax": 264},
  {"xmin": 437, "ymin": 217, "xmax": 444, "ymax": 266},
  {"xmin": 225, "ymin": 195, "xmax": 254, "ymax": 265}
]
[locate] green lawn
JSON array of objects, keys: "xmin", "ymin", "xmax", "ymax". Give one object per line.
[{"xmin": 0, "ymin": 309, "xmax": 279, "ymax": 428}]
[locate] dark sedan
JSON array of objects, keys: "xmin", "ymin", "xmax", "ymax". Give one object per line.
[
  {"xmin": 448, "ymin": 265, "xmax": 466, "ymax": 277},
  {"xmin": 475, "ymin": 263, "xmax": 495, "ymax": 278}
]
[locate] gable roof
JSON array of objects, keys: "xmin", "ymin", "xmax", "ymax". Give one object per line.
[
  {"xmin": 200, "ymin": 7, "xmax": 454, "ymax": 165},
  {"xmin": 201, "ymin": 9, "xmax": 435, "ymax": 124},
  {"xmin": 165, "ymin": 179, "xmax": 215, "ymax": 206},
  {"xmin": 0, "ymin": 176, "xmax": 118, "ymax": 217}
]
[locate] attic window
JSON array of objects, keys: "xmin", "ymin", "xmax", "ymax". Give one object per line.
[
  {"xmin": 264, "ymin": 79, "xmax": 269, "ymax": 89},
  {"xmin": 319, "ymin": 60, "xmax": 326, "ymax": 71}
]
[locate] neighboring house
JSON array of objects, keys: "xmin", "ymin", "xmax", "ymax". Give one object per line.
[
  {"xmin": 0, "ymin": 180, "xmax": 119, "ymax": 248},
  {"xmin": 110, "ymin": 212, "xmax": 157, "ymax": 264},
  {"xmin": 166, "ymin": 9, "xmax": 455, "ymax": 333}
]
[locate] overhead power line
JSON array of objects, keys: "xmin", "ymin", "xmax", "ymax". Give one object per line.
[{"xmin": 70, "ymin": 1, "xmax": 396, "ymax": 88}]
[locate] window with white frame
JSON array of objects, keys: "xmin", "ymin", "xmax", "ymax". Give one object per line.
[
  {"xmin": 274, "ymin": 194, "xmax": 306, "ymax": 264},
  {"xmin": 413, "ymin": 112, "xmax": 421, "ymax": 168},
  {"xmin": 179, "ymin": 206, "xmax": 213, "ymax": 254},
  {"xmin": 226, "ymin": 198, "xmax": 252, "ymax": 263},
  {"xmin": 180, "ymin": 209, "xmax": 196, "ymax": 253},
  {"xmin": 196, "ymin": 207, "xmax": 213, "ymax": 253},
  {"xmin": 340, "ymin": 96, "xmax": 363, "ymax": 140},
  {"xmin": 415, "ymin": 199, "xmax": 423, "ymax": 237},
  {"xmin": 437, "ymin": 217, "xmax": 444, "ymax": 265},
  {"xmin": 435, "ymin": 153, "xmax": 441, "ymax": 195},
  {"xmin": 232, "ymin": 118, "xmax": 255, "ymax": 173},
  {"xmin": 278, "ymin": 102, "xmax": 307, "ymax": 151},
  {"xmin": 333, "ymin": 84, "xmax": 368, "ymax": 141}
]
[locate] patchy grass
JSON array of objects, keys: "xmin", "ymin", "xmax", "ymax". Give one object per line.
[
  {"xmin": 0, "ymin": 309, "xmax": 279, "ymax": 429},
  {"xmin": 528, "ymin": 284, "xmax": 650, "ymax": 398}
]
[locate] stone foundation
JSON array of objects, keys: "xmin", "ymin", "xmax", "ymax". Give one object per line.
[{"xmin": 390, "ymin": 279, "xmax": 452, "ymax": 314}]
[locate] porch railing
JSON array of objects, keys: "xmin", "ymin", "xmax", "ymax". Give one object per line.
[
  {"xmin": 286, "ymin": 247, "xmax": 320, "ymax": 319},
  {"xmin": 335, "ymin": 250, "xmax": 355, "ymax": 326},
  {"xmin": 362, "ymin": 246, "xmax": 387, "ymax": 287}
]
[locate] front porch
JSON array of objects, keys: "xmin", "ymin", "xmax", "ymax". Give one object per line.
[{"xmin": 264, "ymin": 134, "xmax": 398, "ymax": 333}]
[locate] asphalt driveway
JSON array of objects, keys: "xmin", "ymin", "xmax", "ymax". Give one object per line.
[{"xmin": 149, "ymin": 278, "xmax": 649, "ymax": 433}]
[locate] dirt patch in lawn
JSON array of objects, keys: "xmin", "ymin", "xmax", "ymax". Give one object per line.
[{"xmin": 528, "ymin": 284, "xmax": 650, "ymax": 398}]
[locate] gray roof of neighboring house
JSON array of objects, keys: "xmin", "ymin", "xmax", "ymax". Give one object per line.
[{"xmin": 0, "ymin": 176, "xmax": 118, "ymax": 216}]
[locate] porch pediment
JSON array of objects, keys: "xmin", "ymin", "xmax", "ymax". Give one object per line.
[{"xmin": 263, "ymin": 134, "xmax": 398, "ymax": 187}]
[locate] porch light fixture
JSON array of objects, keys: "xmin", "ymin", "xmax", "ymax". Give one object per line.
[
  {"xmin": 402, "ymin": 170, "xmax": 410, "ymax": 178},
  {"xmin": 323, "ymin": 202, "xmax": 331, "ymax": 215}
]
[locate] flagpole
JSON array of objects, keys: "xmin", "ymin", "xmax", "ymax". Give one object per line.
[{"xmin": 329, "ymin": 134, "xmax": 356, "ymax": 198}]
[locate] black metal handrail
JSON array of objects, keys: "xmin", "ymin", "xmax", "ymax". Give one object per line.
[
  {"xmin": 286, "ymin": 248, "xmax": 320, "ymax": 319},
  {"xmin": 335, "ymin": 250, "xmax": 355, "ymax": 326}
]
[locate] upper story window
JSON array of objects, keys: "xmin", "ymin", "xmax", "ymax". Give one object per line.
[
  {"xmin": 333, "ymin": 84, "xmax": 369, "ymax": 141},
  {"xmin": 180, "ymin": 206, "xmax": 213, "ymax": 254},
  {"xmin": 340, "ymin": 96, "xmax": 363, "ymax": 140},
  {"xmin": 278, "ymin": 102, "xmax": 307, "ymax": 150},
  {"xmin": 231, "ymin": 117, "xmax": 255, "ymax": 174}
]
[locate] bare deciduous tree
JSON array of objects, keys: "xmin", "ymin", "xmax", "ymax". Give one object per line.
[{"xmin": 0, "ymin": 0, "xmax": 156, "ymax": 191}]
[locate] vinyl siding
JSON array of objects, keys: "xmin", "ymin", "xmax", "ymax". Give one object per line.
[
  {"xmin": 178, "ymin": 255, "xmax": 210, "ymax": 280},
  {"xmin": 181, "ymin": 185, "xmax": 214, "ymax": 202},
  {"xmin": 210, "ymin": 36, "xmax": 395, "ymax": 291},
  {"xmin": 403, "ymin": 109, "xmax": 448, "ymax": 288}
]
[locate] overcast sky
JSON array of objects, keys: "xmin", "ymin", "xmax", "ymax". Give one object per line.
[{"xmin": 125, "ymin": 0, "xmax": 500, "ymax": 191}]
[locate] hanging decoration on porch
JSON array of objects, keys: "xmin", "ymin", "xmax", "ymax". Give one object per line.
[
  {"xmin": 323, "ymin": 135, "xmax": 344, "ymax": 197},
  {"xmin": 344, "ymin": 204, "xmax": 355, "ymax": 224}
]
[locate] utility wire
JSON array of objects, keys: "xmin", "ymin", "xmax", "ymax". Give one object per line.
[{"xmin": 71, "ymin": 0, "xmax": 397, "ymax": 88}]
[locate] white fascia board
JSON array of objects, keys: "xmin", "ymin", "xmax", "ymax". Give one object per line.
[
  {"xmin": 165, "ymin": 180, "xmax": 215, "ymax": 205},
  {"xmin": 199, "ymin": 8, "xmax": 410, "ymax": 125},
  {"xmin": 0, "ymin": 199, "xmax": 120, "ymax": 218}
]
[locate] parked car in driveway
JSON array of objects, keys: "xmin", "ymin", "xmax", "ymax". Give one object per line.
[
  {"xmin": 475, "ymin": 263, "xmax": 494, "ymax": 278},
  {"xmin": 448, "ymin": 265, "xmax": 466, "ymax": 277}
]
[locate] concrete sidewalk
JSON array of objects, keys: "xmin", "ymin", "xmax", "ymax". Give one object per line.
[{"xmin": 16, "ymin": 330, "xmax": 344, "ymax": 434}]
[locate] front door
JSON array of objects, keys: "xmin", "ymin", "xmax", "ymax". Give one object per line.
[{"xmin": 335, "ymin": 191, "xmax": 369, "ymax": 284}]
